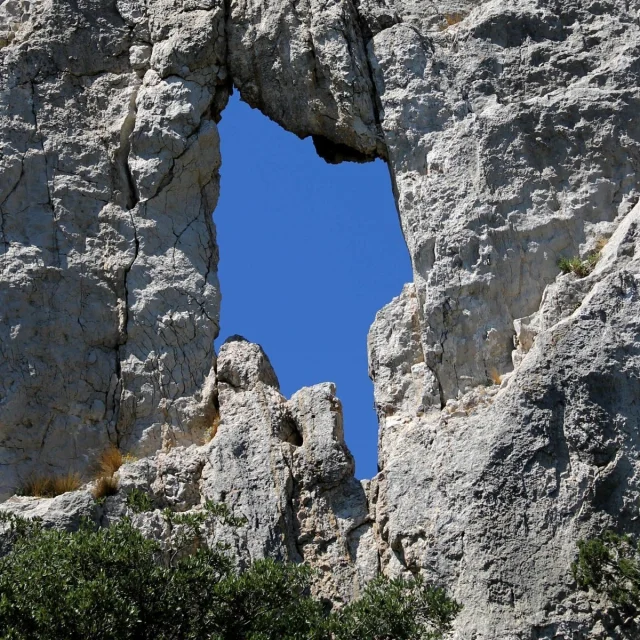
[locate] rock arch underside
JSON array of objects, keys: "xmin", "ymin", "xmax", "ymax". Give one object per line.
[{"xmin": 1, "ymin": 0, "xmax": 640, "ymax": 637}]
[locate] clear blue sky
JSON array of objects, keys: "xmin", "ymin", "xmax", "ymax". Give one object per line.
[{"xmin": 214, "ymin": 92, "xmax": 411, "ymax": 479}]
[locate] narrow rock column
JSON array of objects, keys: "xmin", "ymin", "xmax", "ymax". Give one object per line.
[{"xmin": 0, "ymin": 0, "xmax": 228, "ymax": 496}]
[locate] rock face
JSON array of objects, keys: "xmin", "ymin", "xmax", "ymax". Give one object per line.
[
  {"xmin": 368, "ymin": 202, "xmax": 640, "ymax": 639},
  {"xmin": 1, "ymin": 0, "xmax": 640, "ymax": 637},
  {"xmin": 0, "ymin": 0, "xmax": 227, "ymax": 495},
  {"xmin": 1, "ymin": 336, "xmax": 378, "ymax": 604}
]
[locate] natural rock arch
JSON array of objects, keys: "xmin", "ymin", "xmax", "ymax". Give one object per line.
[{"xmin": 2, "ymin": 0, "xmax": 640, "ymax": 637}]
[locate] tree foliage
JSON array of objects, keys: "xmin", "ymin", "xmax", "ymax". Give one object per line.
[
  {"xmin": 573, "ymin": 530, "xmax": 640, "ymax": 619},
  {"xmin": 0, "ymin": 509, "xmax": 461, "ymax": 640}
]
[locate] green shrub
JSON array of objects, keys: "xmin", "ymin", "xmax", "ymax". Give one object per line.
[
  {"xmin": 125, "ymin": 488, "xmax": 153, "ymax": 513},
  {"xmin": 573, "ymin": 530, "xmax": 640, "ymax": 618},
  {"xmin": 0, "ymin": 509, "xmax": 461, "ymax": 640},
  {"xmin": 558, "ymin": 251, "xmax": 600, "ymax": 278},
  {"xmin": 329, "ymin": 574, "xmax": 462, "ymax": 640}
]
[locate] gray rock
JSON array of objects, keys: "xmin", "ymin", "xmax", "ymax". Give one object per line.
[
  {"xmin": 0, "ymin": 490, "xmax": 96, "ymax": 532},
  {"xmin": 0, "ymin": 0, "xmax": 226, "ymax": 496},
  {"xmin": 369, "ymin": 201, "xmax": 640, "ymax": 638},
  {"xmin": 1, "ymin": 0, "xmax": 640, "ymax": 637},
  {"xmin": 0, "ymin": 339, "xmax": 373, "ymax": 603}
]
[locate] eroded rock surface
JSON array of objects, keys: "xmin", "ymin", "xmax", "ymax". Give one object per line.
[
  {"xmin": 1, "ymin": 0, "xmax": 640, "ymax": 637},
  {"xmin": 1, "ymin": 336, "xmax": 377, "ymax": 603},
  {"xmin": 0, "ymin": 0, "xmax": 229, "ymax": 496},
  {"xmin": 369, "ymin": 203, "xmax": 640, "ymax": 639}
]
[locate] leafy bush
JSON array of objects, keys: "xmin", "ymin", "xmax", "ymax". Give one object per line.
[
  {"xmin": 329, "ymin": 574, "xmax": 462, "ymax": 640},
  {"xmin": 573, "ymin": 530, "xmax": 640, "ymax": 618},
  {"xmin": 126, "ymin": 488, "xmax": 153, "ymax": 513},
  {"xmin": 0, "ymin": 507, "xmax": 461, "ymax": 640}
]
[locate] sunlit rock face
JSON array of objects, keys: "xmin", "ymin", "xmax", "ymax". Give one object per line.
[
  {"xmin": 0, "ymin": 336, "xmax": 378, "ymax": 604},
  {"xmin": 1, "ymin": 0, "xmax": 640, "ymax": 636},
  {"xmin": 0, "ymin": 0, "xmax": 227, "ymax": 496}
]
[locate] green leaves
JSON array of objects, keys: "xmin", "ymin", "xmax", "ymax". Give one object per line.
[
  {"xmin": 0, "ymin": 511, "xmax": 461, "ymax": 640},
  {"xmin": 125, "ymin": 488, "xmax": 154, "ymax": 513},
  {"xmin": 573, "ymin": 530, "xmax": 640, "ymax": 625},
  {"xmin": 328, "ymin": 575, "xmax": 462, "ymax": 640},
  {"xmin": 0, "ymin": 517, "xmax": 162, "ymax": 639},
  {"xmin": 558, "ymin": 251, "xmax": 600, "ymax": 278}
]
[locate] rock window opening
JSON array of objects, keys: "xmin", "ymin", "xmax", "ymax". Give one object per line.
[{"xmin": 214, "ymin": 92, "xmax": 411, "ymax": 479}]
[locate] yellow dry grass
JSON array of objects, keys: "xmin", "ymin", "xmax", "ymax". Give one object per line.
[
  {"xmin": 202, "ymin": 414, "xmax": 221, "ymax": 444},
  {"xmin": 93, "ymin": 474, "xmax": 119, "ymax": 500},
  {"xmin": 594, "ymin": 236, "xmax": 609, "ymax": 253},
  {"xmin": 97, "ymin": 445, "xmax": 123, "ymax": 477},
  {"xmin": 441, "ymin": 11, "xmax": 467, "ymax": 28},
  {"xmin": 20, "ymin": 472, "xmax": 82, "ymax": 498}
]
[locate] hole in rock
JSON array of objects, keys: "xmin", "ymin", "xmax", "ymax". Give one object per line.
[{"xmin": 214, "ymin": 92, "xmax": 411, "ymax": 479}]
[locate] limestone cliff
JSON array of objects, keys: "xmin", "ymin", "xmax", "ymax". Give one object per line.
[{"xmin": 1, "ymin": 0, "xmax": 640, "ymax": 637}]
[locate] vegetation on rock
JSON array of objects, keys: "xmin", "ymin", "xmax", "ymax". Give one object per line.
[
  {"xmin": 97, "ymin": 446, "xmax": 124, "ymax": 477},
  {"xmin": 125, "ymin": 488, "xmax": 154, "ymax": 513},
  {"xmin": 558, "ymin": 252, "xmax": 601, "ymax": 278},
  {"xmin": 440, "ymin": 11, "xmax": 467, "ymax": 28},
  {"xmin": 18, "ymin": 473, "xmax": 81, "ymax": 498},
  {"xmin": 573, "ymin": 530, "xmax": 640, "ymax": 630},
  {"xmin": 92, "ymin": 474, "xmax": 119, "ymax": 501},
  {"xmin": 0, "ymin": 508, "xmax": 461, "ymax": 640},
  {"xmin": 92, "ymin": 445, "xmax": 124, "ymax": 501}
]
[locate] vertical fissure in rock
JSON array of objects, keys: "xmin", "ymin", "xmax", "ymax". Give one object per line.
[
  {"xmin": 350, "ymin": 0, "xmax": 388, "ymax": 161},
  {"xmin": 29, "ymin": 79, "xmax": 59, "ymax": 265},
  {"xmin": 109, "ymin": 76, "xmax": 142, "ymax": 445},
  {"xmin": 112, "ymin": 208, "xmax": 140, "ymax": 447},
  {"xmin": 116, "ymin": 84, "xmax": 141, "ymax": 211},
  {"xmin": 0, "ymin": 155, "xmax": 23, "ymax": 254}
]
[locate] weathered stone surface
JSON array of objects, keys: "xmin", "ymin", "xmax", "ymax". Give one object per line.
[
  {"xmin": 0, "ymin": 337, "xmax": 374, "ymax": 603},
  {"xmin": 369, "ymin": 201, "xmax": 640, "ymax": 638},
  {"xmin": 370, "ymin": 0, "xmax": 640, "ymax": 408},
  {"xmin": 362, "ymin": 2, "xmax": 640, "ymax": 635},
  {"xmin": 0, "ymin": 0, "xmax": 227, "ymax": 496},
  {"xmin": 227, "ymin": 0, "xmax": 384, "ymax": 161},
  {"xmin": 1, "ymin": 0, "xmax": 640, "ymax": 637},
  {"xmin": 0, "ymin": 489, "xmax": 96, "ymax": 531}
]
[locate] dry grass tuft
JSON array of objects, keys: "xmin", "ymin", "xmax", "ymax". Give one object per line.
[
  {"xmin": 93, "ymin": 474, "xmax": 119, "ymax": 500},
  {"xmin": 488, "ymin": 368, "xmax": 502, "ymax": 386},
  {"xmin": 202, "ymin": 414, "xmax": 221, "ymax": 445},
  {"xmin": 594, "ymin": 236, "xmax": 609, "ymax": 253},
  {"xmin": 92, "ymin": 445, "xmax": 124, "ymax": 501},
  {"xmin": 19, "ymin": 476, "xmax": 50, "ymax": 498},
  {"xmin": 97, "ymin": 446, "xmax": 123, "ymax": 476},
  {"xmin": 20, "ymin": 472, "xmax": 82, "ymax": 498},
  {"xmin": 50, "ymin": 473, "xmax": 83, "ymax": 495},
  {"xmin": 440, "ymin": 11, "xmax": 468, "ymax": 29},
  {"xmin": 122, "ymin": 453, "xmax": 138, "ymax": 464}
]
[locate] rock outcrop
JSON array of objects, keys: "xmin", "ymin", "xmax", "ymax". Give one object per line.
[
  {"xmin": 1, "ymin": 0, "xmax": 640, "ymax": 637},
  {"xmin": 1, "ymin": 336, "xmax": 378, "ymax": 603},
  {"xmin": 368, "ymin": 201, "xmax": 640, "ymax": 638}
]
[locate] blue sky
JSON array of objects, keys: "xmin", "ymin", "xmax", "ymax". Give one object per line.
[{"xmin": 214, "ymin": 92, "xmax": 411, "ymax": 479}]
